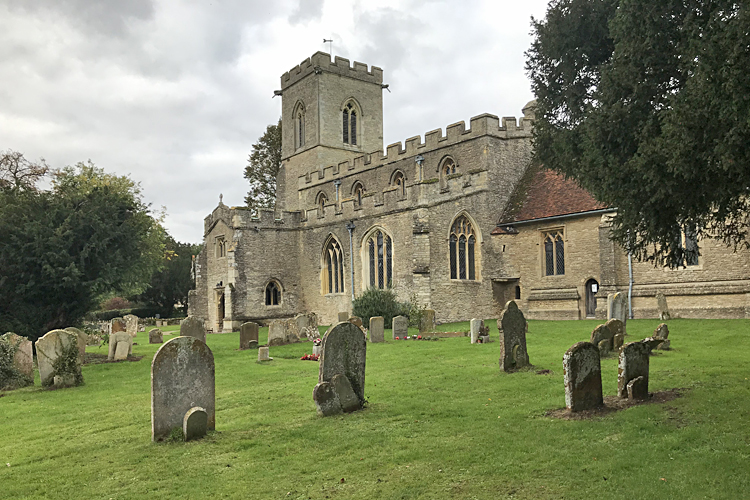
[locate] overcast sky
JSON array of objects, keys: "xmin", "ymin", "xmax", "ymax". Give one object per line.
[{"xmin": 1, "ymin": 0, "xmax": 550, "ymax": 244}]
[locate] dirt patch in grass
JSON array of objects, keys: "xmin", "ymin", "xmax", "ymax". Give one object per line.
[
  {"xmin": 546, "ymin": 388, "xmax": 684, "ymax": 420},
  {"xmin": 83, "ymin": 352, "xmax": 143, "ymax": 365}
]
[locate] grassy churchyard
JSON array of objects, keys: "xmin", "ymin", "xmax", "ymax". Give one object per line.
[{"xmin": 2, "ymin": 318, "xmax": 750, "ymax": 499}]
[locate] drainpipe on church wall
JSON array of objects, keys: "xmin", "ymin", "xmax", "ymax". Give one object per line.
[
  {"xmin": 334, "ymin": 179, "xmax": 341, "ymax": 207},
  {"xmin": 346, "ymin": 221, "xmax": 356, "ymax": 303},
  {"xmin": 628, "ymin": 252, "xmax": 634, "ymax": 320}
]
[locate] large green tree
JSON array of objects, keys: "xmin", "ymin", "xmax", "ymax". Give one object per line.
[
  {"xmin": 526, "ymin": 0, "xmax": 750, "ymax": 267},
  {"xmin": 244, "ymin": 119, "xmax": 282, "ymax": 211},
  {"xmin": 0, "ymin": 157, "xmax": 164, "ymax": 340}
]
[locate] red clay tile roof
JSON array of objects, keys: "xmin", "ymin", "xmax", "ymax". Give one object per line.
[{"xmin": 493, "ymin": 167, "xmax": 610, "ymax": 233}]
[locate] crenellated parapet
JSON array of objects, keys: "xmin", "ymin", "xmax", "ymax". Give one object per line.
[
  {"xmin": 204, "ymin": 205, "xmax": 302, "ymax": 236},
  {"xmin": 296, "ymin": 111, "xmax": 533, "ymax": 191},
  {"xmin": 281, "ymin": 51, "xmax": 383, "ymax": 90}
]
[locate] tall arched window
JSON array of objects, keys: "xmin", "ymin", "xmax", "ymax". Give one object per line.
[
  {"xmin": 439, "ymin": 157, "xmax": 457, "ymax": 189},
  {"xmin": 322, "ymin": 236, "xmax": 345, "ymax": 294},
  {"xmin": 543, "ymin": 229, "xmax": 565, "ymax": 276},
  {"xmin": 265, "ymin": 280, "xmax": 281, "ymax": 306},
  {"xmin": 342, "ymin": 101, "xmax": 358, "ymax": 145},
  {"xmin": 294, "ymin": 102, "xmax": 305, "ymax": 149},
  {"xmin": 362, "ymin": 227, "xmax": 393, "ymax": 289},
  {"xmin": 352, "ymin": 181, "xmax": 365, "ymax": 207},
  {"xmin": 450, "ymin": 215, "xmax": 477, "ymax": 280},
  {"xmin": 391, "ymin": 170, "xmax": 406, "ymax": 196}
]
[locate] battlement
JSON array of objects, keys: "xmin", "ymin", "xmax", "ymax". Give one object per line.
[
  {"xmin": 297, "ymin": 111, "xmax": 533, "ymax": 189},
  {"xmin": 281, "ymin": 51, "xmax": 383, "ymax": 90},
  {"xmin": 204, "ymin": 205, "xmax": 302, "ymax": 235}
]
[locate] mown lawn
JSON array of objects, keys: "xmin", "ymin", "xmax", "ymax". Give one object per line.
[{"xmin": 2, "ymin": 318, "xmax": 749, "ymax": 499}]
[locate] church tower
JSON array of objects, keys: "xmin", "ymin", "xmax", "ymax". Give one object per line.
[{"xmin": 276, "ymin": 52, "xmax": 384, "ymax": 212}]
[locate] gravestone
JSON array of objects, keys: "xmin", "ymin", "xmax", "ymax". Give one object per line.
[
  {"xmin": 240, "ymin": 322, "xmax": 259, "ymax": 349},
  {"xmin": 108, "ymin": 331, "xmax": 133, "ymax": 361},
  {"xmin": 598, "ymin": 340, "xmax": 610, "ymax": 357},
  {"xmin": 64, "ymin": 327, "xmax": 87, "ymax": 364},
  {"xmin": 656, "ymin": 292, "xmax": 671, "ymax": 320},
  {"xmin": 149, "ymin": 328, "xmax": 163, "ymax": 344},
  {"xmin": 420, "ymin": 309, "xmax": 435, "ymax": 333},
  {"xmin": 183, "ymin": 406, "xmax": 208, "ymax": 442},
  {"xmin": 151, "ymin": 336, "xmax": 215, "ymax": 441},
  {"xmin": 35, "ymin": 330, "xmax": 83, "ymax": 388},
  {"xmin": 627, "ymin": 376, "xmax": 648, "ymax": 400},
  {"xmin": 605, "ymin": 319, "xmax": 624, "ymax": 345},
  {"xmin": 369, "ymin": 316, "xmax": 384, "ymax": 343},
  {"xmin": 337, "ymin": 311, "xmax": 349, "ymax": 322},
  {"xmin": 613, "ymin": 334, "xmax": 625, "ymax": 350},
  {"xmin": 590, "ymin": 324, "xmax": 613, "ymax": 351},
  {"xmin": 498, "ymin": 301, "xmax": 529, "ymax": 371},
  {"xmin": 111, "ymin": 318, "xmax": 126, "ymax": 334},
  {"xmin": 180, "ymin": 316, "xmax": 206, "ymax": 343},
  {"xmin": 654, "ymin": 323, "xmax": 669, "ymax": 340},
  {"xmin": 392, "ymin": 316, "xmax": 408, "ymax": 339},
  {"xmin": 607, "ymin": 292, "xmax": 628, "ymax": 329},
  {"xmin": 268, "ymin": 319, "xmax": 288, "ymax": 346},
  {"xmin": 348, "ymin": 316, "xmax": 363, "ymax": 329},
  {"xmin": 124, "ymin": 314, "xmax": 139, "ymax": 337},
  {"xmin": 312, "ymin": 344, "xmax": 323, "ymax": 356},
  {"xmin": 618, "ymin": 341, "xmax": 650, "ymax": 398},
  {"xmin": 470, "ymin": 319, "xmax": 484, "ymax": 344},
  {"xmin": 563, "ymin": 342, "xmax": 603, "ymax": 412},
  {"xmin": 294, "ymin": 313, "xmax": 318, "ymax": 340},
  {"xmin": 258, "ymin": 346, "xmax": 271, "ymax": 361},
  {"xmin": 0, "ymin": 333, "xmax": 34, "ymax": 390},
  {"xmin": 313, "ymin": 322, "xmax": 366, "ymax": 416}
]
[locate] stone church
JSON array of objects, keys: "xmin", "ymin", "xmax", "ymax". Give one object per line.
[{"xmin": 188, "ymin": 51, "xmax": 750, "ymax": 332}]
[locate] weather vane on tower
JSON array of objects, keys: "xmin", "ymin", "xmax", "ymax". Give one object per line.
[{"xmin": 323, "ymin": 38, "xmax": 333, "ymax": 56}]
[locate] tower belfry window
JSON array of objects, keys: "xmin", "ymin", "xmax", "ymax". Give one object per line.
[{"xmin": 343, "ymin": 102, "xmax": 358, "ymax": 145}]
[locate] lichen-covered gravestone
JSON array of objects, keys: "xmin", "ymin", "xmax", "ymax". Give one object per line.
[
  {"xmin": 590, "ymin": 324, "xmax": 613, "ymax": 354},
  {"xmin": 605, "ymin": 319, "xmax": 624, "ymax": 344},
  {"xmin": 64, "ymin": 327, "xmax": 87, "ymax": 364},
  {"xmin": 420, "ymin": 309, "xmax": 435, "ymax": 333},
  {"xmin": 149, "ymin": 328, "xmax": 163, "ymax": 344},
  {"xmin": 498, "ymin": 301, "xmax": 529, "ymax": 371},
  {"xmin": 239, "ymin": 321, "xmax": 259, "ymax": 349},
  {"xmin": 607, "ymin": 292, "xmax": 628, "ymax": 330},
  {"xmin": 563, "ymin": 342, "xmax": 603, "ymax": 412},
  {"xmin": 35, "ymin": 330, "xmax": 83, "ymax": 388},
  {"xmin": 268, "ymin": 319, "xmax": 296, "ymax": 346},
  {"xmin": 124, "ymin": 314, "xmax": 139, "ymax": 337},
  {"xmin": 618, "ymin": 341, "xmax": 650, "ymax": 398},
  {"xmin": 313, "ymin": 322, "xmax": 366, "ymax": 416},
  {"xmin": 470, "ymin": 319, "xmax": 484, "ymax": 344},
  {"xmin": 369, "ymin": 316, "xmax": 384, "ymax": 343},
  {"xmin": 108, "ymin": 331, "xmax": 133, "ymax": 361},
  {"xmin": 0, "ymin": 333, "xmax": 34, "ymax": 390},
  {"xmin": 151, "ymin": 336, "xmax": 215, "ymax": 441},
  {"xmin": 111, "ymin": 318, "xmax": 126, "ymax": 334},
  {"xmin": 348, "ymin": 316, "xmax": 363, "ymax": 329},
  {"xmin": 294, "ymin": 313, "xmax": 318, "ymax": 341},
  {"xmin": 180, "ymin": 316, "xmax": 206, "ymax": 343},
  {"xmin": 392, "ymin": 316, "xmax": 408, "ymax": 339},
  {"xmin": 656, "ymin": 292, "xmax": 671, "ymax": 320},
  {"xmin": 653, "ymin": 323, "xmax": 670, "ymax": 350}
]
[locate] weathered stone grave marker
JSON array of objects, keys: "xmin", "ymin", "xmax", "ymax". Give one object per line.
[
  {"xmin": 0, "ymin": 333, "xmax": 34, "ymax": 390},
  {"xmin": 656, "ymin": 292, "xmax": 671, "ymax": 320},
  {"xmin": 348, "ymin": 316, "xmax": 363, "ymax": 329},
  {"xmin": 180, "ymin": 316, "xmax": 206, "ymax": 343},
  {"xmin": 607, "ymin": 292, "xmax": 628, "ymax": 330},
  {"xmin": 64, "ymin": 327, "xmax": 87, "ymax": 364},
  {"xmin": 392, "ymin": 316, "xmax": 408, "ymax": 339},
  {"xmin": 313, "ymin": 322, "xmax": 366, "ymax": 416},
  {"xmin": 240, "ymin": 321, "xmax": 259, "ymax": 349},
  {"xmin": 111, "ymin": 318, "xmax": 126, "ymax": 334},
  {"xmin": 149, "ymin": 328, "xmax": 163, "ymax": 344},
  {"xmin": 420, "ymin": 309, "xmax": 435, "ymax": 333},
  {"xmin": 337, "ymin": 311, "xmax": 349, "ymax": 323},
  {"xmin": 151, "ymin": 336, "xmax": 215, "ymax": 441},
  {"xmin": 369, "ymin": 316, "xmax": 384, "ymax": 343},
  {"xmin": 590, "ymin": 324, "xmax": 613, "ymax": 356},
  {"xmin": 470, "ymin": 319, "xmax": 483, "ymax": 344},
  {"xmin": 35, "ymin": 330, "xmax": 83, "ymax": 388},
  {"xmin": 294, "ymin": 313, "xmax": 318, "ymax": 341},
  {"xmin": 258, "ymin": 346, "xmax": 272, "ymax": 361},
  {"xmin": 653, "ymin": 323, "xmax": 670, "ymax": 350},
  {"xmin": 183, "ymin": 406, "xmax": 208, "ymax": 442},
  {"xmin": 498, "ymin": 301, "xmax": 529, "ymax": 371},
  {"xmin": 124, "ymin": 314, "xmax": 139, "ymax": 337},
  {"xmin": 109, "ymin": 331, "xmax": 133, "ymax": 361},
  {"xmin": 618, "ymin": 341, "xmax": 649, "ymax": 398},
  {"xmin": 563, "ymin": 342, "xmax": 603, "ymax": 412}
]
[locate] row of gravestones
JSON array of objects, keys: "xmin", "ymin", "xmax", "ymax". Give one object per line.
[
  {"xmin": 0, "ymin": 327, "xmax": 88, "ymax": 391},
  {"xmin": 564, "ymin": 322, "xmax": 671, "ymax": 411}
]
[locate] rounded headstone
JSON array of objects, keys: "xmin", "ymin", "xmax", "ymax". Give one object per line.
[
  {"xmin": 183, "ymin": 406, "xmax": 208, "ymax": 441},
  {"xmin": 319, "ymin": 322, "xmax": 367, "ymax": 405},
  {"xmin": 35, "ymin": 330, "xmax": 82, "ymax": 388},
  {"xmin": 180, "ymin": 316, "xmax": 206, "ymax": 343}
]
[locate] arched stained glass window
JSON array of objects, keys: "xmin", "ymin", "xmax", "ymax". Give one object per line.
[
  {"xmin": 265, "ymin": 281, "xmax": 281, "ymax": 306},
  {"xmin": 322, "ymin": 237, "xmax": 345, "ymax": 294},
  {"xmin": 343, "ymin": 102, "xmax": 358, "ymax": 146},
  {"xmin": 543, "ymin": 230, "xmax": 565, "ymax": 276},
  {"xmin": 363, "ymin": 228, "xmax": 393, "ymax": 289},
  {"xmin": 450, "ymin": 215, "xmax": 477, "ymax": 280}
]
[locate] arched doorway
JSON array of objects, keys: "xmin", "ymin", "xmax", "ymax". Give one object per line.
[
  {"xmin": 585, "ymin": 279, "xmax": 599, "ymax": 318},
  {"xmin": 216, "ymin": 291, "xmax": 225, "ymax": 332}
]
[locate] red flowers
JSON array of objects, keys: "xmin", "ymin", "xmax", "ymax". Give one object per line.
[
  {"xmin": 395, "ymin": 336, "xmax": 400, "ymax": 340},
  {"xmin": 300, "ymin": 353, "xmax": 320, "ymax": 361}
]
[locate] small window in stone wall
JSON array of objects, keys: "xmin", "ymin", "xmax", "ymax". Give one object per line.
[
  {"xmin": 352, "ymin": 181, "xmax": 365, "ymax": 207},
  {"xmin": 515, "ymin": 285, "xmax": 521, "ymax": 300},
  {"xmin": 216, "ymin": 237, "xmax": 226, "ymax": 258},
  {"xmin": 342, "ymin": 102, "xmax": 358, "ymax": 146},
  {"xmin": 543, "ymin": 229, "xmax": 565, "ymax": 276},
  {"xmin": 391, "ymin": 170, "xmax": 406, "ymax": 196},
  {"xmin": 449, "ymin": 215, "xmax": 477, "ymax": 280},
  {"xmin": 265, "ymin": 281, "xmax": 281, "ymax": 306}
]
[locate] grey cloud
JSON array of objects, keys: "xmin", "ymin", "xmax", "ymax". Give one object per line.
[{"xmin": 288, "ymin": 0, "xmax": 324, "ymax": 25}]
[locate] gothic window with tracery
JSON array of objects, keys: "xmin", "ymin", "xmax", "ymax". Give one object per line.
[
  {"xmin": 363, "ymin": 228, "xmax": 393, "ymax": 289},
  {"xmin": 295, "ymin": 104, "xmax": 305, "ymax": 149},
  {"xmin": 352, "ymin": 181, "xmax": 365, "ymax": 207},
  {"xmin": 543, "ymin": 229, "xmax": 565, "ymax": 276},
  {"xmin": 216, "ymin": 236, "xmax": 226, "ymax": 258},
  {"xmin": 265, "ymin": 281, "xmax": 281, "ymax": 306},
  {"xmin": 440, "ymin": 157, "xmax": 457, "ymax": 189},
  {"xmin": 342, "ymin": 102, "xmax": 358, "ymax": 145},
  {"xmin": 322, "ymin": 237, "xmax": 345, "ymax": 294},
  {"xmin": 449, "ymin": 215, "xmax": 476, "ymax": 280}
]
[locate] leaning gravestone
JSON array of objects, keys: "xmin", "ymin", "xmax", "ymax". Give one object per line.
[
  {"xmin": 124, "ymin": 314, "xmax": 139, "ymax": 337},
  {"xmin": 35, "ymin": 330, "xmax": 83, "ymax": 388},
  {"xmin": 420, "ymin": 309, "xmax": 435, "ymax": 333},
  {"xmin": 180, "ymin": 316, "xmax": 206, "ymax": 343},
  {"xmin": 313, "ymin": 322, "xmax": 367, "ymax": 416},
  {"xmin": 111, "ymin": 318, "xmax": 127, "ymax": 334},
  {"xmin": 653, "ymin": 323, "xmax": 670, "ymax": 350},
  {"xmin": 0, "ymin": 333, "xmax": 34, "ymax": 390},
  {"xmin": 392, "ymin": 315, "xmax": 408, "ymax": 339},
  {"xmin": 149, "ymin": 328, "xmax": 163, "ymax": 344},
  {"xmin": 498, "ymin": 301, "xmax": 529, "ymax": 371},
  {"xmin": 618, "ymin": 341, "xmax": 650, "ymax": 398},
  {"xmin": 337, "ymin": 311, "xmax": 349, "ymax": 323},
  {"xmin": 151, "ymin": 336, "xmax": 215, "ymax": 441},
  {"xmin": 64, "ymin": 327, "xmax": 87, "ymax": 364},
  {"xmin": 656, "ymin": 292, "xmax": 671, "ymax": 321},
  {"xmin": 607, "ymin": 292, "xmax": 628, "ymax": 329},
  {"xmin": 109, "ymin": 331, "xmax": 132, "ymax": 361},
  {"xmin": 240, "ymin": 322, "xmax": 259, "ymax": 349},
  {"xmin": 369, "ymin": 316, "xmax": 384, "ymax": 343},
  {"xmin": 470, "ymin": 318, "xmax": 484, "ymax": 344},
  {"xmin": 563, "ymin": 342, "xmax": 603, "ymax": 412},
  {"xmin": 590, "ymin": 324, "xmax": 613, "ymax": 352}
]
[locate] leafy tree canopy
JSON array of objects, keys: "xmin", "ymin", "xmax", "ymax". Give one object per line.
[
  {"xmin": 0, "ymin": 156, "xmax": 165, "ymax": 340},
  {"xmin": 244, "ymin": 119, "xmax": 282, "ymax": 211},
  {"xmin": 526, "ymin": 0, "xmax": 750, "ymax": 267}
]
